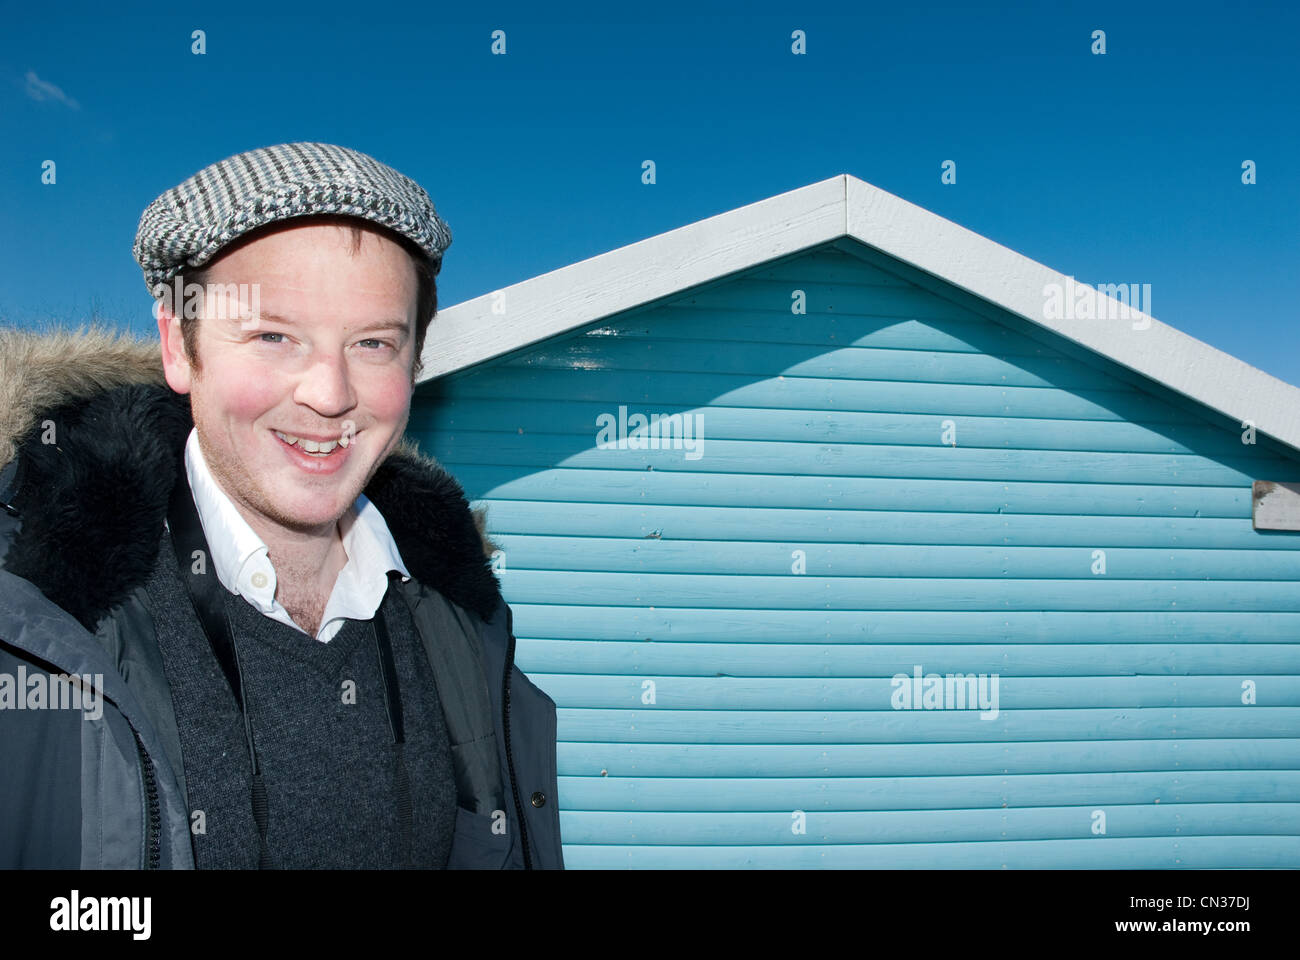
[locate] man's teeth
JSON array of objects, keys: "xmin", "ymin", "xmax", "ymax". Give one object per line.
[{"xmin": 274, "ymin": 430, "xmax": 349, "ymax": 453}]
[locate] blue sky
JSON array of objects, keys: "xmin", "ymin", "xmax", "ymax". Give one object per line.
[{"xmin": 3, "ymin": 0, "xmax": 1297, "ymax": 387}]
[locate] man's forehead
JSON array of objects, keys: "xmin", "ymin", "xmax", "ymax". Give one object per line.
[{"xmin": 195, "ymin": 225, "xmax": 419, "ymax": 314}]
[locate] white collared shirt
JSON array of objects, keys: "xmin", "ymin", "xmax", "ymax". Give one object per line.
[{"xmin": 182, "ymin": 428, "xmax": 410, "ymax": 643}]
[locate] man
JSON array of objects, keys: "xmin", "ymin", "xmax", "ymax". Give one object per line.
[{"xmin": 0, "ymin": 142, "xmax": 562, "ymax": 869}]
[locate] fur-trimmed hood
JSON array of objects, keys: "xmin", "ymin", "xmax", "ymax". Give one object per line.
[{"xmin": 0, "ymin": 325, "xmax": 502, "ymax": 630}]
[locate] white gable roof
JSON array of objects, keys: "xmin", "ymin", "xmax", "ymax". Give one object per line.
[{"xmin": 421, "ymin": 173, "xmax": 1300, "ymax": 455}]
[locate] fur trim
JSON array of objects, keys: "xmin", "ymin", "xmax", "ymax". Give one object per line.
[
  {"xmin": 0, "ymin": 325, "xmax": 165, "ymax": 470},
  {"xmin": 1, "ymin": 329, "xmax": 502, "ymax": 628}
]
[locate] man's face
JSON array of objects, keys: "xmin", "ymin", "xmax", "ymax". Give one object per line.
[{"xmin": 158, "ymin": 221, "xmax": 418, "ymax": 536}]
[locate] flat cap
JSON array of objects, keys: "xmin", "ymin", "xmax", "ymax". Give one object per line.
[{"xmin": 133, "ymin": 141, "xmax": 451, "ymax": 293}]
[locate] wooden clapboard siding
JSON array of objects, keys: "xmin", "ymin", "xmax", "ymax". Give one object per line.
[{"xmin": 409, "ymin": 240, "xmax": 1300, "ymax": 869}]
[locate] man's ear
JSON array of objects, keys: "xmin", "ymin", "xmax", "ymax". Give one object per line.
[{"xmin": 157, "ymin": 304, "xmax": 193, "ymax": 394}]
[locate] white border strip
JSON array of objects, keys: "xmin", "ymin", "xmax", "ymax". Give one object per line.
[{"xmin": 421, "ymin": 173, "xmax": 1300, "ymax": 456}]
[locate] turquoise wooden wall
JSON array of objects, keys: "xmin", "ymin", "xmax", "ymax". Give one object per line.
[{"xmin": 410, "ymin": 237, "xmax": 1300, "ymax": 868}]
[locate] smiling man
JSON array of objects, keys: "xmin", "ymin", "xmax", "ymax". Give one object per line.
[
  {"xmin": 0, "ymin": 143, "xmax": 563, "ymax": 869},
  {"xmin": 164, "ymin": 218, "xmax": 421, "ymax": 643}
]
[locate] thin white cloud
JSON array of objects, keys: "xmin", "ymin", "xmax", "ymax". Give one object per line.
[{"xmin": 24, "ymin": 70, "xmax": 80, "ymax": 110}]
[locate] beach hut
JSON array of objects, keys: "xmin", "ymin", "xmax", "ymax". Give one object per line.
[{"xmin": 409, "ymin": 174, "xmax": 1300, "ymax": 868}]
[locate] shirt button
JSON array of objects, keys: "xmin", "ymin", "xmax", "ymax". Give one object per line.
[
  {"xmin": 530, "ymin": 791, "xmax": 546, "ymax": 808},
  {"xmin": 251, "ymin": 571, "xmax": 269, "ymax": 589}
]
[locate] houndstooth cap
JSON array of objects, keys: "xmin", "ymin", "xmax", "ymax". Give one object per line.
[{"xmin": 133, "ymin": 142, "xmax": 451, "ymax": 293}]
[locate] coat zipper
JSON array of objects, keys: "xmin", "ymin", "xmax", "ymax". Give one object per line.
[
  {"xmin": 502, "ymin": 607, "xmax": 533, "ymax": 869},
  {"xmin": 132, "ymin": 730, "xmax": 162, "ymax": 869}
]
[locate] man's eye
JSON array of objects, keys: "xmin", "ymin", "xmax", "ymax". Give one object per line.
[
  {"xmin": 258, "ymin": 332, "xmax": 285, "ymax": 344},
  {"xmin": 358, "ymin": 339, "xmax": 391, "ymax": 350}
]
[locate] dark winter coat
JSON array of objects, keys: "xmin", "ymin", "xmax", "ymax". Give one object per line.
[{"xmin": 0, "ymin": 327, "xmax": 563, "ymax": 869}]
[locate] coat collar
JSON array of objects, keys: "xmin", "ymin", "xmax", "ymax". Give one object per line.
[{"xmin": 0, "ymin": 326, "xmax": 502, "ymax": 630}]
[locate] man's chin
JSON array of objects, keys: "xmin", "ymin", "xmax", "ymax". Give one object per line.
[
  {"xmin": 267, "ymin": 505, "xmax": 351, "ymax": 534},
  {"xmin": 262, "ymin": 485, "xmax": 358, "ymax": 531}
]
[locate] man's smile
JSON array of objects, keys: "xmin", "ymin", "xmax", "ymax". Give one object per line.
[
  {"xmin": 272, "ymin": 427, "xmax": 355, "ymax": 474},
  {"xmin": 272, "ymin": 428, "xmax": 354, "ymax": 451}
]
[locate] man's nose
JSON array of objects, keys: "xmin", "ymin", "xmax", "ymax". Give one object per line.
[{"xmin": 294, "ymin": 349, "xmax": 357, "ymax": 417}]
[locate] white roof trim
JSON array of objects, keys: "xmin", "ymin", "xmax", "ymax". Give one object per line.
[{"xmin": 422, "ymin": 173, "xmax": 1300, "ymax": 456}]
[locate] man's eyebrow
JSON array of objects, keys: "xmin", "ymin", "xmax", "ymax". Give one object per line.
[
  {"xmin": 354, "ymin": 318, "xmax": 412, "ymax": 335},
  {"xmin": 251, "ymin": 314, "xmax": 411, "ymax": 334}
]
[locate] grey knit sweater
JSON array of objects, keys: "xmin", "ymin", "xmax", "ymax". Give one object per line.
[{"xmin": 142, "ymin": 530, "xmax": 458, "ymax": 868}]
